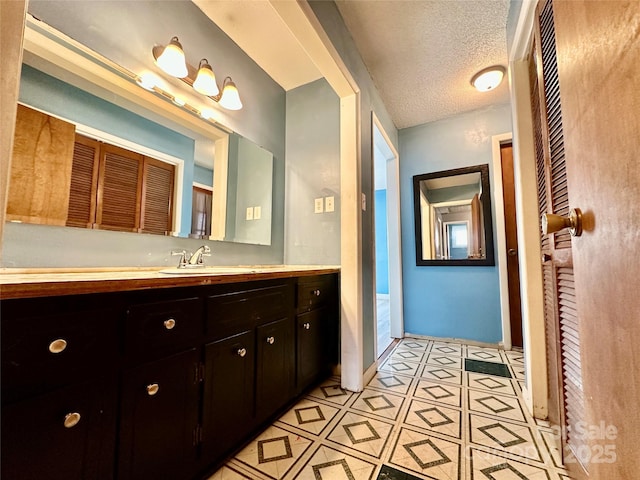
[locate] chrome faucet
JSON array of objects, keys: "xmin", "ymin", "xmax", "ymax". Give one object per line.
[
  {"xmin": 187, "ymin": 245, "xmax": 211, "ymax": 266},
  {"xmin": 171, "ymin": 245, "xmax": 211, "ymax": 268}
]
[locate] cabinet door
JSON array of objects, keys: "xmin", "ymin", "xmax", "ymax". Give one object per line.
[
  {"xmin": 256, "ymin": 317, "xmax": 294, "ymax": 423},
  {"xmin": 296, "ymin": 308, "xmax": 327, "ymax": 392},
  {"xmin": 118, "ymin": 349, "xmax": 199, "ymax": 480},
  {"xmin": 202, "ymin": 330, "xmax": 255, "ymax": 463},
  {"xmin": 1, "ymin": 377, "xmax": 117, "ymax": 480}
]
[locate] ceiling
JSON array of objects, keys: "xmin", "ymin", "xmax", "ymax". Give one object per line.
[{"xmin": 196, "ymin": 0, "xmax": 512, "ymax": 130}]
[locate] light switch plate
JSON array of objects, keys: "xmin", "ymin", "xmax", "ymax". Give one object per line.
[
  {"xmin": 246, "ymin": 207, "xmax": 253, "ymax": 220},
  {"xmin": 314, "ymin": 198, "xmax": 324, "ymax": 213},
  {"xmin": 325, "ymin": 196, "xmax": 334, "ymax": 212},
  {"xmin": 253, "ymin": 206, "xmax": 261, "ymax": 219}
]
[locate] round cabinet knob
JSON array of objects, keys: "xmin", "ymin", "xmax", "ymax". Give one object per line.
[
  {"xmin": 303, "ymin": 322, "xmax": 311, "ymax": 330},
  {"xmin": 146, "ymin": 383, "xmax": 160, "ymax": 396},
  {"xmin": 237, "ymin": 347, "xmax": 247, "ymax": 358},
  {"xmin": 64, "ymin": 412, "xmax": 81, "ymax": 428},
  {"xmin": 266, "ymin": 336, "xmax": 275, "ymax": 345},
  {"xmin": 508, "ymin": 248, "xmax": 517, "ymax": 257},
  {"xmin": 314, "ymin": 289, "xmax": 321, "ymax": 296},
  {"xmin": 49, "ymin": 339, "xmax": 68, "ymax": 354},
  {"xmin": 164, "ymin": 318, "xmax": 176, "ymax": 330},
  {"xmin": 541, "ymin": 208, "xmax": 583, "ymax": 237}
]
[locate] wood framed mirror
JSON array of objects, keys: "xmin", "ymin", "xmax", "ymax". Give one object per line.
[{"xmin": 413, "ymin": 164, "xmax": 495, "ymax": 266}]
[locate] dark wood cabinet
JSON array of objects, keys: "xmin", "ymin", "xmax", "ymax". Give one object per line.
[
  {"xmin": 256, "ymin": 317, "xmax": 295, "ymax": 423},
  {"xmin": 296, "ymin": 308, "xmax": 327, "ymax": 391},
  {"xmin": 1, "ymin": 272, "xmax": 338, "ymax": 480},
  {"xmin": 1, "ymin": 377, "xmax": 117, "ymax": 480},
  {"xmin": 118, "ymin": 348, "xmax": 200, "ymax": 480},
  {"xmin": 201, "ymin": 330, "xmax": 255, "ymax": 462}
]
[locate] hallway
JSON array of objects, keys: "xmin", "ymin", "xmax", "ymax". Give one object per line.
[{"xmin": 210, "ymin": 338, "xmax": 569, "ymax": 479}]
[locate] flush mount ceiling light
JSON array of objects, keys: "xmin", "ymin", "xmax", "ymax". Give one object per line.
[
  {"xmin": 152, "ymin": 36, "xmax": 242, "ymax": 110},
  {"xmin": 471, "ymin": 66, "xmax": 506, "ymax": 92}
]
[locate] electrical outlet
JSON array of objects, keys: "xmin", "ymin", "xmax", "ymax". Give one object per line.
[
  {"xmin": 246, "ymin": 207, "xmax": 253, "ymax": 220},
  {"xmin": 325, "ymin": 196, "xmax": 334, "ymax": 212},
  {"xmin": 314, "ymin": 198, "xmax": 324, "ymax": 213},
  {"xmin": 253, "ymin": 206, "xmax": 261, "ymax": 220}
]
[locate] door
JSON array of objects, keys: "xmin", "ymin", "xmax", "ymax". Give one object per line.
[
  {"xmin": 296, "ymin": 308, "xmax": 325, "ymax": 391},
  {"xmin": 532, "ymin": 0, "xmax": 586, "ymax": 474},
  {"xmin": 551, "ymin": 1, "xmax": 640, "ymax": 478},
  {"xmin": 118, "ymin": 349, "xmax": 199, "ymax": 480},
  {"xmin": 500, "ymin": 143, "xmax": 523, "ymax": 347},
  {"xmin": 202, "ymin": 330, "xmax": 255, "ymax": 462},
  {"xmin": 256, "ymin": 317, "xmax": 294, "ymax": 423}
]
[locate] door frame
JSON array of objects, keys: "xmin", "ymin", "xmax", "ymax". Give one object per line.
[
  {"xmin": 491, "ymin": 132, "xmax": 514, "ymax": 350},
  {"xmin": 372, "ymin": 112, "xmax": 403, "ymax": 360}
]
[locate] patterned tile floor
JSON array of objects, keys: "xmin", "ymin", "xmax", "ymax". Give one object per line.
[{"xmin": 208, "ymin": 338, "xmax": 568, "ymax": 480}]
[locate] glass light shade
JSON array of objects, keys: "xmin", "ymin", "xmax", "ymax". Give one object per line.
[
  {"xmin": 193, "ymin": 60, "xmax": 220, "ymax": 97},
  {"xmin": 155, "ymin": 37, "xmax": 188, "ymax": 78},
  {"xmin": 471, "ymin": 66, "xmax": 505, "ymax": 92},
  {"xmin": 218, "ymin": 79, "xmax": 242, "ymax": 110}
]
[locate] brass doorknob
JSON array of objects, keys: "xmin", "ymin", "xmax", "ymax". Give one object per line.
[
  {"xmin": 508, "ymin": 249, "xmax": 517, "ymax": 256},
  {"xmin": 541, "ymin": 208, "xmax": 583, "ymax": 237}
]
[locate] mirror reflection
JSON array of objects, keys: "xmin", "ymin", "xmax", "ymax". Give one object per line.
[
  {"xmin": 413, "ymin": 164, "xmax": 495, "ymax": 266},
  {"xmin": 7, "ymin": 19, "xmax": 274, "ymax": 246}
]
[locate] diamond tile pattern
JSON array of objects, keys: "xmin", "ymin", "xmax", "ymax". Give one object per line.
[{"xmin": 210, "ymin": 340, "xmax": 566, "ymax": 480}]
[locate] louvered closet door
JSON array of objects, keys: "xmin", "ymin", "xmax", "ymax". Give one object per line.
[
  {"xmin": 67, "ymin": 135, "xmax": 99, "ymax": 228},
  {"xmin": 140, "ymin": 158, "xmax": 174, "ymax": 235},
  {"xmin": 96, "ymin": 144, "xmax": 143, "ymax": 232},
  {"xmin": 532, "ymin": 0, "xmax": 587, "ymax": 475}
]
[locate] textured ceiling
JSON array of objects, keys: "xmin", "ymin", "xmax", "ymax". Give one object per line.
[{"xmin": 335, "ymin": 0, "xmax": 512, "ymax": 128}]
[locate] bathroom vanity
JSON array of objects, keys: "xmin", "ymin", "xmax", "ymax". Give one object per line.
[{"xmin": 0, "ymin": 266, "xmax": 339, "ymax": 480}]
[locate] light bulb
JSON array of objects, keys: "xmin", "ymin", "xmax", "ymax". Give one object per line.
[
  {"xmin": 218, "ymin": 78, "xmax": 242, "ymax": 110},
  {"xmin": 193, "ymin": 59, "xmax": 220, "ymax": 97},
  {"xmin": 155, "ymin": 37, "xmax": 188, "ymax": 78}
]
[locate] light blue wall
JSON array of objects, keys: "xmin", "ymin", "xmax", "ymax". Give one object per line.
[
  {"xmin": 284, "ymin": 79, "xmax": 340, "ymax": 265},
  {"xmin": 375, "ymin": 190, "xmax": 389, "ymax": 294},
  {"xmin": 399, "ymin": 104, "xmax": 512, "ymax": 343},
  {"xmin": 19, "ymin": 64, "xmax": 196, "ymax": 236},
  {"xmin": 193, "ymin": 165, "xmax": 213, "ymax": 187}
]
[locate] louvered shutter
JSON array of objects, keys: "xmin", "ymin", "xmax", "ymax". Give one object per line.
[
  {"xmin": 96, "ymin": 144, "xmax": 142, "ymax": 232},
  {"xmin": 67, "ymin": 134, "xmax": 99, "ymax": 228},
  {"xmin": 534, "ymin": 0, "xmax": 587, "ymax": 472},
  {"xmin": 140, "ymin": 157, "xmax": 175, "ymax": 235}
]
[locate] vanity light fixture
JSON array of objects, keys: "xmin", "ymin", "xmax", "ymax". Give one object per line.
[
  {"xmin": 153, "ymin": 36, "xmax": 242, "ymax": 110},
  {"xmin": 471, "ymin": 65, "xmax": 506, "ymax": 92}
]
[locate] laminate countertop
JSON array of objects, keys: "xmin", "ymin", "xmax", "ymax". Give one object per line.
[{"xmin": 0, "ymin": 265, "xmax": 340, "ymax": 300}]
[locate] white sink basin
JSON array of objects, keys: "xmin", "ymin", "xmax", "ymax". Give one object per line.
[{"xmin": 159, "ymin": 266, "xmax": 260, "ymax": 275}]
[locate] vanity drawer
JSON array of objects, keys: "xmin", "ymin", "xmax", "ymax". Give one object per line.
[
  {"xmin": 1, "ymin": 308, "xmax": 118, "ymax": 403},
  {"xmin": 296, "ymin": 275, "xmax": 337, "ymax": 313},
  {"xmin": 206, "ymin": 283, "xmax": 294, "ymax": 340},
  {"xmin": 125, "ymin": 297, "xmax": 202, "ymax": 360}
]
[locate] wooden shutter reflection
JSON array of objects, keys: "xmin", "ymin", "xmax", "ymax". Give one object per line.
[
  {"xmin": 96, "ymin": 144, "xmax": 142, "ymax": 232},
  {"xmin": 140, "ymin": 158, "xmax": 174, "ymax": 235},
  {"xmin": 67, "ymin": 134, "xmax": 99, "ymax": 228}
]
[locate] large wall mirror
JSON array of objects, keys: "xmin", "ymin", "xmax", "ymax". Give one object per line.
[
  {"xmin": 413, "ymin": 164, "xmax": 495, "ymax": 266},
  {"xmin": 6, "ymin": 16, "xmax": 274, "ymax": 246}
]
